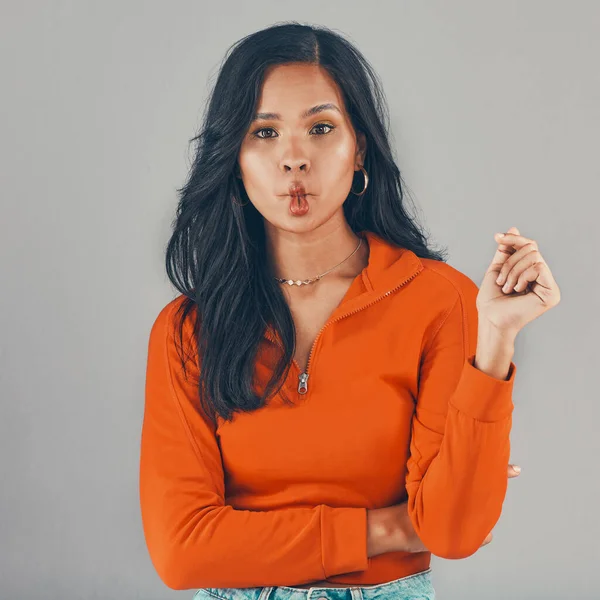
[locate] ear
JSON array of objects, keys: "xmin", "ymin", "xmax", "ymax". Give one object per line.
[{"xmin": 355, "ymin": 131, "xmax": 367, "ymax": 167}]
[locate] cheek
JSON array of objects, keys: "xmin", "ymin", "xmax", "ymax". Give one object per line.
[
  {"xmin": 323, "ymin": 130, "xmax": 358, "ymax": 167},
  {"xmin": 330, "ymin": 135, "xmax": 357, "ymax": 162},
  {"xmin": 238, "ymin": 149, "xmax": 271, "ymax": 190},
  {"xmin": 319, "ymin": 140, "xmax": 358, "ymax": 186}
]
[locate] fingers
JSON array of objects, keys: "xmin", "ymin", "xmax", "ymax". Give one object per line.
[
  {"xmin": 509, "ymin": 463, "xmax": 521, "ymax": 478},
  {"xmin": 485, "ymin": 226, "xmax": 521, "ymax": 282},
  {"xmin": 493, "ymin": 228, "xmax": 536, "ymax": 252},
  {"xmin": 480, "ymin": 531, "xmax": 493, "ymax": 547},
  {"xmin": 495, "ymin": 244, "xmax": 542, "ymax": 293},
  {"xmin": 494, "ymin": 226, "xmax": 521, "ymax": 255},
  {"xmin": 493, "ymin": 230, "xmax": 560, "ymax": 310}
]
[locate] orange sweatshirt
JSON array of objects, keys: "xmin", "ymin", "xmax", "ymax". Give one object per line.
[{"xmin": 139, "ymin": 230, "xmax": 517, "ymax": 590}]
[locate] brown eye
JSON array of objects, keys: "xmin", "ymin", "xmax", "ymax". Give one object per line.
[
  {"xmin": 253, "ymin": 127, "xmax": 277, "ymax": 139},
  {"xmin": 311, "ymin": 123, "xmax": 335, "ymax": 135}
]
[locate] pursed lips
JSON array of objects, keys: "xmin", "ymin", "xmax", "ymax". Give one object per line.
[{"xmin": 288, "ymin": 183, "xmax": 308, "ymax": 197}]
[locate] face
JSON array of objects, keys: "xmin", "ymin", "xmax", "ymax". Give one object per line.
[{"xmin": 236, "ymin": 63, "xmax": 366, "ymax": 234}]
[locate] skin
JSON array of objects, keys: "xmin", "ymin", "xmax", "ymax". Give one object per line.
[
  {"xmin": 236, "ymin": 62, "xmax": 370, "ymax": 300},
  {"xmin": 235, "ymin": 63, "xmax": 523, "ymax": 589}
]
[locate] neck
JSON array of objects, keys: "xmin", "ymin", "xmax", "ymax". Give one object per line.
[{"xmin": 266, "ymin": 222, "xmax": 369, "ymax": 284}]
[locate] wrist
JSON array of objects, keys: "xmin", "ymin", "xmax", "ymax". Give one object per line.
[
  {"xmin": 367, "ymin": 506, "xmax": 403, "ymax": 557},
  {"xmin": 475, "ymin": 321, "xmax": 516, "ymax": 380},
  {"xmin": 477, "ymin": 319, "xmax": 517, "ymax": 349},
  {"xmin": 367, "ymin": 504, "xmax": 418, "ymax": 556}
]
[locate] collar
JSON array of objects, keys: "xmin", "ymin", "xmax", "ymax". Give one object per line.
[
  {"xmin": 359, "ymin": 229, "xmax": 424, "ymax": 294},
  {"xmin": 264, "ymin": 230, "xmax": 424, "ymax": 344}
]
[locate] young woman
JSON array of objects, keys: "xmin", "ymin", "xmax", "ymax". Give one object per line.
[{"xmin": 139, "ymin": 22, "xmax": 560, "ymax": 600}]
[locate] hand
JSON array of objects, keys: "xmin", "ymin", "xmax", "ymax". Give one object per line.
[
  {"xmin": 400, "ymin": 464, "xmax": 522, "ymax": 553},
  {"xmin": 477, "ymin": 226, "xmax": 561, "ymax": 336}
]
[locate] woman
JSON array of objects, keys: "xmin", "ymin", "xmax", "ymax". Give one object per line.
[{"xmin": 139, "ymin": 22, "xmax": 560, "ymax": 600}]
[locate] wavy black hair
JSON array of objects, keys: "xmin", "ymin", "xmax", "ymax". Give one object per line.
[{"xmin": 164, "ymin": 21, "xmax": 448, "ymax": 424}]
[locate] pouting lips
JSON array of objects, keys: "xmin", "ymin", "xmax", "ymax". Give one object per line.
[
  {"xmin": 288, "ymin": 184, "xmax": 308, "ymax": 197},
  {"xmin": 288, "ymin": 193, "xmax": 310, "ymax": 215}
]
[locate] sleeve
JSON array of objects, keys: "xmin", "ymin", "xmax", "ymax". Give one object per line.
[
  {"xmin": 139, "ymin": 300, "xmax": 368, "ymax": 590},
  {"xmin": 404, "ymin": 276, "xmax": 517, "ymax": 560}
]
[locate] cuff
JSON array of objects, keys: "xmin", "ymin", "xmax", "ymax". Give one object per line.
[
  {"xmin": 320, "ymin": 505, "xmax": 368, "ymax": 578},
  {"xmin": 449, "ymin": 353, "xmax": 516, "ymax": 422}
]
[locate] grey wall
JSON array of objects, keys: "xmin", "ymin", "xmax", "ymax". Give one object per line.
[{"xmin": 1, "ymin": 1, "xmax": 597, "ymax": 599}]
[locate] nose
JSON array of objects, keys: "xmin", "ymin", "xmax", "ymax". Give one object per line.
[
  {"xmin": 279, "ymin": 138, "xmax": 311, "ymax": 173},
  {"xmin": 281, "ymin": 158, "xmax": 309, "ymax": 173}
]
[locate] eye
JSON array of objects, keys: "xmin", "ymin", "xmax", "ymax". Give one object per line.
[
  {"xmin": 253, "ymin": 127, "xmax": 277, "ymax": 139},
  {"xmin": 311, "ymin": 123, "xmax": 335, "ymax": 135},
  {"xmin": 251, "ymin": 123, "xmax": 335, "ymax": 139}
]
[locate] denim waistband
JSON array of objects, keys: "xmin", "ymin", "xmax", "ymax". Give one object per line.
[{"xmin": 195, "ymin": 568, "xmax": 435, "ymax": 600}]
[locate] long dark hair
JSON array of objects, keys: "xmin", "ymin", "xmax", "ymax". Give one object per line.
[{"xmin": 164, "ymin": 21, "xmax": 448, "ymax": 424}]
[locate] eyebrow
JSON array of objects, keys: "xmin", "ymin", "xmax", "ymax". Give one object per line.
[{"xmin": 252, "ymin": 103, "xmax": 342, "ymax": 122}]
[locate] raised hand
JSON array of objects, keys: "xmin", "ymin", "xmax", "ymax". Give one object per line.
[{"xmin": 478, "ymin": 226, "xmax": 561, "ymax": 335}]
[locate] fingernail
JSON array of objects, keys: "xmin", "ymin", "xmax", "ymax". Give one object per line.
[
  {"xmin": 496, "ymin": 275, "xmax": 503, "ymax": 284},
  {"xmin": 496, "ymin": 232, "xmax": 505, "ymax": 237},
  {"xmin": 513, "ymin": 465, "xmax": 521, "ymax": 473}
]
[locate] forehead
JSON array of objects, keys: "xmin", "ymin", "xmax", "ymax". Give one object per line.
[{"xmin": 256, "ymin": 63, "xmax": 346, "ymax": 118}]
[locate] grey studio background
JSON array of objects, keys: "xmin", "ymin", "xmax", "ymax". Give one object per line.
[{"xmin": 1, "ymin": 2, "xmax": 598, "ymax": 599}]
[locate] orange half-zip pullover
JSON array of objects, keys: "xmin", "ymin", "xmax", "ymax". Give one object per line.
[{"xmin": 139, "ymin": 229, "xmax": 517, "ymax": 590}]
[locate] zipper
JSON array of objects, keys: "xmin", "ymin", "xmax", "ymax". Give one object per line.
[{"xmin": 292, "ymin": 267, "xmax": 423, "ymax": 395}]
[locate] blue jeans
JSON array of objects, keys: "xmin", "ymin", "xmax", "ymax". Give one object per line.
[{"xmin": 194, "ymin": 568, "xmax": 435, "ymax": 600}]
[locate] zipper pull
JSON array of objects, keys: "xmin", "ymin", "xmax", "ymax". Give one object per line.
[{"xmin": 298, "ymin": 372, "xmax": 309, "ymax": 394}]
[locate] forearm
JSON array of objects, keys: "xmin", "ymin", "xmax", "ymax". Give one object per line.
[
  {"xmin": 367, "ymin": 504, "xmax": 415, "ymax": 556},
  {"xmin": 475, "ymin": 321, "xmax": 516, "ymax": 380},
  {"xmin": 366, "ymin": 327, "xmax": 517, "ymax": 559}
]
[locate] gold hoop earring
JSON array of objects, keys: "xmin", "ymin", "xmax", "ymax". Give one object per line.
[{"xmin": 350, "ymin": 166, "xmax": 369, "ymax": 196}]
